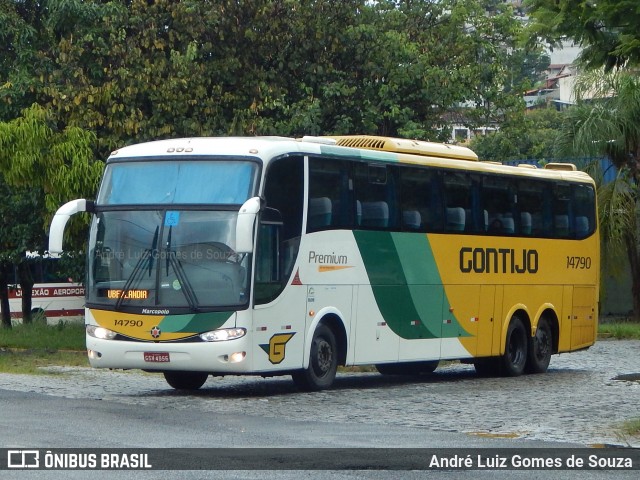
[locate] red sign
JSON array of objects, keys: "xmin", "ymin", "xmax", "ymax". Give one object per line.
[{"xmin": 144, "ymin": 352, "xmax": 170, "ymax": 363}]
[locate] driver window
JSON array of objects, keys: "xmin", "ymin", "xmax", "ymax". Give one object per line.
[{"xmin": 254, "ymin": 156, "xmax": 304, "ymax": 305}]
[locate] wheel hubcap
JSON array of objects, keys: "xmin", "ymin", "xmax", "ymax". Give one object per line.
[
  {"xmin": 315, "ymin": 339, "xmax": 332, "ymax": 375},
  {"xmin": 509, "ymin": 334, "xmax": 524, "ymax": 365},
  {"xmin": 536, "ymin": 328, "xmax": 550, "ymax": 360}
]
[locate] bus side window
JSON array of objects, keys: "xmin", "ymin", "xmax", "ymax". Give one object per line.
[
  {"xmin": 398, "ymin": 166, "xmax": 440, "ymax": 232},
  {"xmin": 354, "ymin": 163, "xmax": 399, "ymax": 230},
  {"xmin": 443, "ymin": 172, "xmax": 475, "ymax": 233},
  {"xmin": 553, "ymin": 184, "xmax": 573, "ymax": 238},
  {"xmin": 255, "ymin": 156, "xmax": 303, "ymax": 305},
  {"xmin": 517, "ymin": 180, "xmax": 550, "ymax": 237},
  {"xmin": 481, "ymin": 175, "xmax": 516, "ymax": 235},
  {"xmin": 308, "ymin": 157, "xmax": 353, "ymax": 231},
  {"xmin": 573, "ymin": 184, "xmax": 596, "ymax": 239}
]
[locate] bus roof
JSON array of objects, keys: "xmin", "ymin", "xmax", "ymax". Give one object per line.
[
  {"xmin": 108, "ymin": 136, "xmax": 594, "ymax": 185},
  {"xmin": 326, "ymin": 135, "xmax": 479, "ymax": 161}
]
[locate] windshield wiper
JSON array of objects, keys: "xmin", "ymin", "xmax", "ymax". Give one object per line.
[
  {"xmin": 165, "ymin": 226, "xmax": 200, "ymax": 311},
  {"xmin": 115, "ymin": 226, "xmax": 158, "ymax": 310}
]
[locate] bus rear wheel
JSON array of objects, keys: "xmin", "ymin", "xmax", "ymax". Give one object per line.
[
  {"xmin": 292, "ymin": 324, "xmax": 337, "ymax": 391},
  {"xmin": 163, "ymin": 371, "xmax": 209, "ymax": 390},
  {"xmin": 525, "ymin": 317, "xmax": 553, "ymax": 374},
  {"xmin": 500, "ymin": 316, "xmax": 528, "ymax": 377}
]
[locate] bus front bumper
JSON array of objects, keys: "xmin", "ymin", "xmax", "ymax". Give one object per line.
[{"xmin": 86, "ymin": 336, "xmax": 253, "ymax": 373}]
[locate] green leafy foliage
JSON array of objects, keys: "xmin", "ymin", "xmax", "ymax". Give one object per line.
[
  {"xmin": 0, "ymin": 104, "xmax": 102, "ymax": 234},
  {"xmin": 525, "ymin": 0, "xmax": 640, "ymax": 71},
  {"xmin": 469, "ymin": 107, "xmax": 564, "ymax": 161},
  {"xmin": 0, "ymin": 104, "xmax": 102, "ymax": 325},
  {"xmin": 557, "ymin": 71, "xmax": 640, "ymax": 319},
  {"xmin": 1, "ymin": 0, "xmax": 531, "ymax": 153}
]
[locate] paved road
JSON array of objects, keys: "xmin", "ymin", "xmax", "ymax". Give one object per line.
[{"xmin": 0, "ymin": 339, "xmax": 638, "ymax": 448}]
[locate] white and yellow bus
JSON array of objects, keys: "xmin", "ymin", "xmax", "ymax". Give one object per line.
[{"xmin": 49, "ymin": 136, "xmax": 599, "ymax": 390}]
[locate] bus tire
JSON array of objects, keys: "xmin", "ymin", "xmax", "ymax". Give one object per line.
[
  {"xmin": 375, "ymin": 361, "xmax": 439, "ymax": 376},
  {"xmin": 292, "ymin": 324, "xmax": 337, "ymax": 391},
  {"xmin": 163, "ymin": 371, "xmax": 209, "ymax": 390},
  {"xmin": 500, "ymin": 315, "xmax": 528, "ymax": 377},
  {"xmin": 525, "ymin": 317, "xmax": 553, "ymax": 374}
]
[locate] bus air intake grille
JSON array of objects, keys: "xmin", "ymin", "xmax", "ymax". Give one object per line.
[{"xmin": 335, "ymin": 138, "xmax": 387, "ymax": 150}]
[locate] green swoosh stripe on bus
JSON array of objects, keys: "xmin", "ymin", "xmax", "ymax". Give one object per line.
[{"xmin": 354, "ymin": 230, "xmax": 470, "ymax": 339}]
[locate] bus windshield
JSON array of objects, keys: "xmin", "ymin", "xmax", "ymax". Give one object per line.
[
  {"xmin": 98, "ymin": 160, "xmax": 258, "ymax": 205},
  {"xmin": 87, "ymin": 210, "xmax": 250, "ymax": 311}
]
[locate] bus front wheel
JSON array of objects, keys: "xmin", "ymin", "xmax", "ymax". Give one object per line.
[
  {"xmin": 163, "ymin": 371, "xmax": 209, "ymax": 390},
  {"xmin": 292, "ymin": 324, "xmax": 338, "ymax": 391}
]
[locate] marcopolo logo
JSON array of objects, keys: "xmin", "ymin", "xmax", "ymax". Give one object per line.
[{"xmin": 459, "ymin": 247, "xmax": 539, "ymax": 274}]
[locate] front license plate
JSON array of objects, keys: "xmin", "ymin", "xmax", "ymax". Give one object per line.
[{"xmin": 144, "ymin": 352, "xmax": 170, "ymax": 363}]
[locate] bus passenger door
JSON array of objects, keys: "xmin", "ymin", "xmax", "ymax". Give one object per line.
[{"xmin": 251, "ymin": 220, "xmax": 307, "ymax": 372}]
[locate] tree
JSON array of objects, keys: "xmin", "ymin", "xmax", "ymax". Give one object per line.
[
  {"xmin": 524, "ymin": 0, "xmax": 640, "ymax": 71},
  {"xmin": 526, "ymin": 0, "xmax": 640, "ymax": 318},
  {"xmin": 0, "ymin": 0, "xmax": 45, "ymax": 120},
  {"xmin": 555, "ymin": 71, "xmax": 640, "ymax": 319},
  {"xmin": 0, "ymin": 104, "xmax": 102, "ymax": 326},
  {"xmin": 0, "ymin": 177, "xmax": 46, "ymax": 327},
  {"xmin": 1, "ymin": 0, "xmax": 530, "ymax": 151},
  {"xmin": 469, "ymin": 107, "xmax": 564, "ymax": 161}
]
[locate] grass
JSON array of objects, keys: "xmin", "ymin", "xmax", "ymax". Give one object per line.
[
  {"xmin": 620, "ymin": 419, "xmax": 640, "ymax": 438},
  {"xmin": 0, "ymin": 350, "xmax": 89, "ymax": 374},
  {"xmin": 598, "ymin": 321, "xmax": 640, "ymax": 339},
  {"xmin": 0, "ymin": 321, "xmax": 85, "ymax": 350},
  {"xmin": 0, "ymin": 322, "xmax": 88, "ymax": 374}
]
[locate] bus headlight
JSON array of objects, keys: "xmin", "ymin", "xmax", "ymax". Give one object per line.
[
  {"xmin": 87, "ymin": 325, "xmax": 117, "ymax": 340},
  {"xmin": 199, "ymin": 328, "xmax": 246, "ymax": 342}
]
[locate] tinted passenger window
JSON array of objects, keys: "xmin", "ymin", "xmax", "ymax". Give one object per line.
[
  {"xmin": 398, "ymin": 167, "xmax": 442, "ymax": 232},
  {"xmin": 308, "ymin": 157, "xmax": 353, "ymax": 232},
  {"xmin": 353, "ymin": 163, "xmax": 399, "ymax": 230}
]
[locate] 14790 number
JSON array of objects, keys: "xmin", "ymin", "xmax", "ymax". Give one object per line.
[{"xmin": 566, "ymin": 256, "xmax": 592, "ymax": 269}]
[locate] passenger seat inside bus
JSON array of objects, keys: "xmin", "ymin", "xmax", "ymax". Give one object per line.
[
  {"xmin": 361, "ymin": 201, "xmax": 389, "ymax": 228},
  {"xmin": 501, "ymin": 214, "xmax": 515, "ymax": 234},
  {"xmin": 308, "ymin": 197, "xmax": 333, "ymax": 229},
  {"xmin": 446, "ymin": 207, "xmax": 465, "ymax": 232},
  {"xmin": 402, "ymin": 210, "xmax": 422, "ymax": 230},
  {"xmin": 575, "ymin": 216, "xmax": 589, "ymax": 237}
]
